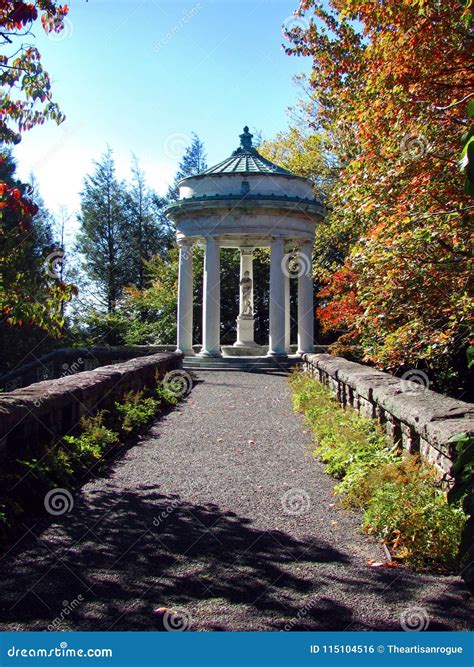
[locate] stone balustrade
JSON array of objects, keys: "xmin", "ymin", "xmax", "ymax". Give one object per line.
[
  {"xmin": 303, "ymin": 353, "xmax": 474, "ymax": 478},
  {"xmin": 0, "ymin": 352, "xmax": 183, "ymax": 459}
]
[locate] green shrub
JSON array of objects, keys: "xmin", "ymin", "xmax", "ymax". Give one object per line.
[
  {"xmin": 1, "ymin": 380, "xmax": 187, "ymax": 550},
  {"xmin": 289, "ymin": 369, "xmax": 467, "ymax": 571},
  {"xmin": 155, "ymin": 384, "xmax": 179, "ymax": 406},
  {"xmin": 114, "ymin": 391, "xmax": 160, "ymax": 434},
  {"xmin": 18, "ymin": 447, "xmax": 74, "ymax": 492},
  {"xmin": 364, "ymin": 478, "xmax": 466, "ymax": 570},
  {"xmin": 63, "ymin": 412, "xmax": 119, "ymax": 471}
]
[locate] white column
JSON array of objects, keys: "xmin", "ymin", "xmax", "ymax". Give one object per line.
[
  {"xmin": 297, "ymin": 240, "xmax": 314, "ymax": 355},
  {"xmin": 200, "ymin": 236, "xmax": 221, "ymax": 357},
  {"xmin": 284, "ymin": 268, "xmax": 291, "ymax": 354},
  {"xmin": 176, "ymin": 240, "xmax": 194, "ymax": 355},
  {"xmin": 268, "ymin": 237, "xmax": 287, "ymax": 356}
]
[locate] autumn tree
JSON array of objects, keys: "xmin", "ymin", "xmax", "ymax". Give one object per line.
[
  {"xmin": 0, "ymin": 150, "xmax": 75, "ymax": 373},
  {"xmin": 286, "ymin": 0, "xmax": 473, "ymax": 396},
  {"xmin": 0, "ymin": 1, "xmax": 68, "ymax": 145},
  {"xmin": 0, "ymin": 2, "xmax": 74, "ymax": 362}
]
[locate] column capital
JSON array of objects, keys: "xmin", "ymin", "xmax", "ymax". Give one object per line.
[
  {"xmin": 270, "ymin": 236, "xmax": 285, "ymax": 245},
  {"xmin": 240, "ymin": 247, "xmax": 254, "ymax": 256},
  {"xmin": 178, "ymin": 238, "xmax": 195, "ymax": 247},
  {"xmin": 204, "ymin": 235, "xmax": 220, "ymax": 244}
]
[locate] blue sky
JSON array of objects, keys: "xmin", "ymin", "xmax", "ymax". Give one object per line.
[{"xmin": 13, "ymin": 0, "xmax": 312, "ymax": 224}]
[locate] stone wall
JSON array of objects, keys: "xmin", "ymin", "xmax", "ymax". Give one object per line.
[
  {"xmin": 0, "ymin": 346, "xmax": 179, "ymax": 392},
  {"xmin": 303, "ymin": 353, "xmax": 474, "ymax": 478},
  {"xmin": 0, "ymin": 352, "xmax": 183, "ymax": 459}
]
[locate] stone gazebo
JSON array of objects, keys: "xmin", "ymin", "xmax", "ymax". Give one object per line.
[{"xmin": 166, "ymin": 127, "xmax": 325, "ymax": 360}]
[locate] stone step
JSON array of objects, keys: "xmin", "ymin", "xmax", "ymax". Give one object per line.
[{"xmin": 183, "ymin": 355, "xmax": 301, "ymax": 374}]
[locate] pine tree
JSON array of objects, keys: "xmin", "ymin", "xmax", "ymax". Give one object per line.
[
  {"xmin": 167, "ymin": 133, "xmax": 207, "ymax": 200},
  {"xmin": 28, "ymin": 173, "xmax": 56, "ymax": 252},
  {"xmin": 124, "ymin": 155, "xmax": 175, "ymax": 289},
  {"xmin": 76, "ymin": 149, "xmax": 129, "ymax": 314}
]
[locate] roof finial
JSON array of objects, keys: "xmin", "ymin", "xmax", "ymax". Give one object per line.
[{"xmin": 239, "ymin": 126, "xmax": 253, "ymax": 150}]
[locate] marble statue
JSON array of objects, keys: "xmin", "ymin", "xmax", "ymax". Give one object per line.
[{"xmin": 240, "ymin": 270, "xmax": 253, "ymax": 316}]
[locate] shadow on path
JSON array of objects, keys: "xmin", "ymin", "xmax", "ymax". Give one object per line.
[{"xmin": 0, "ymin": 486, "xmax": 469, "ymax": 631}]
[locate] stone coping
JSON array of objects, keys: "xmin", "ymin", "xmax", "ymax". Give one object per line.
[
  {"xmin": 0, "ymin": 352, "xmax": 183, "ymax": 457},
  {"xmin": 303, "ymin": 353, "xmax": 474, "ymax": 478}
]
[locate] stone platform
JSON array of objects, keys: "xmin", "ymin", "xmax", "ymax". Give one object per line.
[
  {"xmin": 221, "ymin": 345, "xmax": 268, "ymax": 357},
  {"xmin": 183, "ymin": 355, "xmax": 301, "ymax": 373}
]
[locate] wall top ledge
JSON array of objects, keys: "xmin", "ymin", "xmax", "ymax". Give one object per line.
[{"xmin": 303, "ymin": 353, "xmax": 474, "ymax": 434}]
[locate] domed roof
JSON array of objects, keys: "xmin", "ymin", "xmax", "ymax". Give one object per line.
[{"xmin": 196, "ymin": 126, "xmax": 294, "ymax": 177}]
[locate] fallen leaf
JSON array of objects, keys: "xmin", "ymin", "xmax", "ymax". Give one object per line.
[
  {"xmin": 367, "ymin": 559, "xmax": 400, "ymax": 568},
  {"xmin": 153, "ymin": 607, "xmax": 170, "ymax": 615}
]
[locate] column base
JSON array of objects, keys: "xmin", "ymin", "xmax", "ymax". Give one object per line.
[
  {"xmin": 177, "ymin": 347, "xmax": 195, "ymax": 356},
  {"xmin": 198, "ymin": 350, "xmax": 222, "ymax": 358},
  {"xmin": 267, "ymin": 350, "xmax": 288, "ymax": 358},
  {"xmin": 297, "ymin": 346, "xmax": 314, "ymax": 356}
]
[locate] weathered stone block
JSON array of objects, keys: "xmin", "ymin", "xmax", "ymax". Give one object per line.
[
  {"xmin": 298, "ymin": 354, "xmax": 473, "ymax": 478},
  {"xmin": 0, "ymin": 352, "xmax": 183, "ymax": 455},
  {"xmin": 400, "ymin": 422, "xmax": 420, "ymax": 454}
]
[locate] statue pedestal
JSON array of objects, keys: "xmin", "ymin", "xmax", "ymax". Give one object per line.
[{"xmin": 234, "ymin": 314, "xmax": 258, "ymax": 348}]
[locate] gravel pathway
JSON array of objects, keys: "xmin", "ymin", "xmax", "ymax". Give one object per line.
[{"xmin": 0, "ymin": 371, "xmax": 471, "ymax": 632}]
